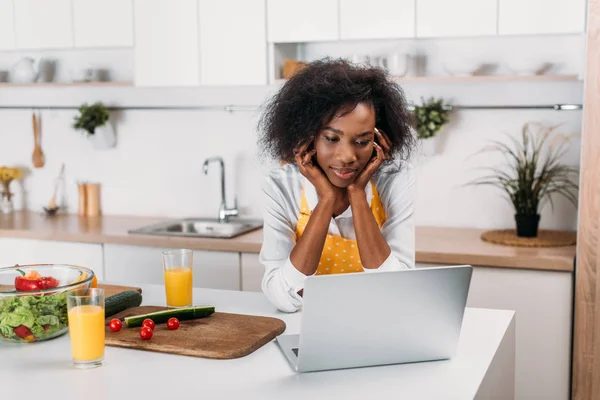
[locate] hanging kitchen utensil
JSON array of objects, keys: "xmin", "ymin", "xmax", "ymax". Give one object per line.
[
  {"xmin": 32, "ymin": 110, "xmax": 45, "ymax": 168},
  {"xmin": 47, "ymin": 163, "xmax": 65, "ymax": 209}
]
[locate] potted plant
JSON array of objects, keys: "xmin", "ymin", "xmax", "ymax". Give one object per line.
[
  {"xmin": 469, "ymin": 122, "xmax": 579, "ymax": 237},
  {"xmin": 412, "ymin": 97, "xmax": 451, "ymax": 156},
  {"xmin": 72, "ymin": 102, "xmax": 116, "ymax": 149}
]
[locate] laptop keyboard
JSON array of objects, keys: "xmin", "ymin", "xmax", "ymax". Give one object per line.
[{"xmin": 292, "ymin": 348, "xmax": 299, "ymax": 356}]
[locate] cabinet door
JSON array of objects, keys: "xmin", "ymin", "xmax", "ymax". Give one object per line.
[
  {"xmin": 499, "ymin": 0, "xmax": 586, "ymax": 35},
  {"xmin": 416, "ymin": 262, "xmax": 572, "ymax": 400},
  {"xmin": 0, "ymin": 238, "xmax": 104, "ymax": 280},
  {"xmin": 73, "ymin": 0, "xmax": 134, "ymax": 48},
  {"xmin": 340, "ymin": 0, "xmax": 415, "ymax": 40},
  {"xmin": 241, "ymin": 253, "xmax": 263, "ymax": 292},
  {"xmin": 14, "ymin": 0, "xmax": 73, "ymax": 49},
  {"xmin": 0, "ymin": 0, "xmax": 16, "ymax": 50},
  {"xmin": 199, "ymin": 0, "xmax": 267, "ymax": 85},
  {"xmin": 103, "ymin": 244, "xmax": 241, "ymax": 290},
  {"xmin": 266, "ymin": 0, "xmax": 338, "ymax": 43},
  {"xmin": 133, "ymin": 0, "xmax": 199, "ymax": 86},
  {"xmin": 416, "ymin": 0, "xmax": 497, "ymax": 38}
]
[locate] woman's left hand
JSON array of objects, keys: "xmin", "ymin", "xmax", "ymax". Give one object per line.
[{"xmin": 348, "ymin": 128, "xmax": 391, "ymax": 193}]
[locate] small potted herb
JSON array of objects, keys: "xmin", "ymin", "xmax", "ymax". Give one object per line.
[
  {"xmin": 412, "ymin": 97, "xmax": 451, "ymax": 156},
  {"xmin": 468, "ymin": 122, "xmax": 579, "ymax": 237},
  {"xmin": 72, "ymin": 102, "xmax": 115, "ymax": 149}
]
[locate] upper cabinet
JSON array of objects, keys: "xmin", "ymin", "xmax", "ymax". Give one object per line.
[
  {"xmin": 267, "ymin": 0, "xmax": 338, "ymax": 43},
  {"xmin": 14, "ymin": 0, "xmax": 73, "ymax": 49},
  {"xmin": 0, "ymin": 0, "xmax": 16, "ymax": 50},
  {"xmin": 73, "ymin": 0, "xmax": 134, "ymax": 48},
  {"xmin": 199, "ymin": 0, "xmax": 267, "ymax": 85},
  {"xmin": 499, "ymin": 0, "xmax": 587, "ymax": 35},
  {"xmin": 416, "ymin": 0, "xmax": 497, "ymax": 38},
  {"xmin": 134, "ymin": 0, "xmax": 200, "ymax": 87},
  {"xmin": 340, "ymin": 0, "xmax": 415, "ymax": 40}
]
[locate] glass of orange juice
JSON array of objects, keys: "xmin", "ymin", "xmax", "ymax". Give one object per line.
[
  {"xmin": 162, "ymin": 249, "xmax": 193, "ymax": 307},
  {"xmin": 66, "ymin": 288, "xmax": 105, "ymax": 369}
]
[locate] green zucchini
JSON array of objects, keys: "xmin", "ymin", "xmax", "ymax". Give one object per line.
[
  {"xmin": 124, "ymin": 306, "xmax": 215, "ymax": 327},
  {"xmin": 105, "ymin": 291, "xmax": 143, "ymax": 317}
]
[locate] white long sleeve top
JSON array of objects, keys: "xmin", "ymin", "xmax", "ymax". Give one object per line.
[{"xmin": 259, "ymin": 159, "xmax": 416, "ymax": 313}]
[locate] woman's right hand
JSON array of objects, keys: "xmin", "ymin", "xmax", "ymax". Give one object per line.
[{"xmin": 294, "ymin": 137, "xmax": 338, "ymax": 202}]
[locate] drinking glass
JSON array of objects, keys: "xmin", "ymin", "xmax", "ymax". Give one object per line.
[
  {"xmin": 67, "ymin": 288, "xmax": 105, "ymax": 369},
  {"xmin": 162, "ymin": 249, "xmax": 193, "ymax": 307}
]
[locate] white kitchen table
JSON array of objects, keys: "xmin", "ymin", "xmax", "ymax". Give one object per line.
[{"xmin": 0, "ymin": 284, "xmax": 515, "ymax": 399}]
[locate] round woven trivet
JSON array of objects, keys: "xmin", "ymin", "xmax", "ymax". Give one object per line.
[{"xmin": 480, "ymin": 229, "xmax": 577, "ymax": 247}]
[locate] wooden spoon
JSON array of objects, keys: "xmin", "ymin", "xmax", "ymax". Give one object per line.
[{"xmin": 32, "ymin": 111, "xmax": 45, "ymax": 168}]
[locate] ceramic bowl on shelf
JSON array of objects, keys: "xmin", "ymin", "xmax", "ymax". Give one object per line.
[{"xmin": 0, "ymin": 264, "xmax": 95, "ymax": 343}]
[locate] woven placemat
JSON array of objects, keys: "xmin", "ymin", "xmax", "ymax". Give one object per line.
[{"xmin": 481, "ymin": 229, "xmax": 577, "ymax": 247}]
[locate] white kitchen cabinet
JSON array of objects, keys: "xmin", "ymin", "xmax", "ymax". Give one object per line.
[
  {"xmin": 340, "ymin": 0, "xmax": 415, "ymax": 40},
  {"xmin": 0, "ymin": 238, "xmax": 104, "ymax": 280},
  {"xmin": 133, "ymin": 0, "xmax": 199, "ymax": 86},
  {"xmin": 266, "ymin": 0, "xmax": 338, "ymax": 43},
  {"xmin": 73, "ymin": 0, "xmax": 134, "ymax": 48},
  {"xmin": 416, "ymin": 0, "xmax": 497, "ymax": 38},
  {"xmin": 14, "ymin": 0, "xmax": 73, "ymax": 49},
  {"xmin": 417, "ymin": 262, "xmax": 572, "ymax": 400},
  {"xmin": 103, "ymin": 244, "xmax": 241, "ymax": 291},
  {"xmin": 199, "ymin": 0, "xmax": 267, "ymax": 85},
  {"xmin": 499, "ymin": 0, "xmax": 587, "ymax": 35},
  {"xmin": 241, "ymin": 252, "xmax": 263, "ymax": 292},
  {"xmin": 0, "ymin": 0, "xmax": 16, "ymax": 51}
]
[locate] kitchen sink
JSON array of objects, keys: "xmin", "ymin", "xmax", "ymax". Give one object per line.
[{"xmin": 129, "ymin": 218, "xmax": 263, "ymax": 239}]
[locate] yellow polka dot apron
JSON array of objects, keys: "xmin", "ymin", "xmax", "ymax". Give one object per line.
[{"xmin": 295, "ymin": 182, "xmax": 387, "ymax": 275}]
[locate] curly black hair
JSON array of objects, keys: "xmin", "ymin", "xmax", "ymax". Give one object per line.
[{"xmin": 257, "ymin": 57, "xmax": 415, "ymax": 164}]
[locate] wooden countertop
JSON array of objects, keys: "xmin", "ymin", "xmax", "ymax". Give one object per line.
[{"xmin": 0, "ymin": 211, "xmax": 575, "ymax": 272}]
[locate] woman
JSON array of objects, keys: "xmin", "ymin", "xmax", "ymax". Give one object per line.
[{"xmin": 257, "ymin": 58, "xmax": 416, "ymax": 313}]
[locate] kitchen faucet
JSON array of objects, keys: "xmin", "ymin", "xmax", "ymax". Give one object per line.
[{"xmin": 202, "ymin": 156, "xmax": 238, "ymax": 223}]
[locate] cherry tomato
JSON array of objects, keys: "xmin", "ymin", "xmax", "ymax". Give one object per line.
[
  {"xmin": 109, "ymin": 319, "xmax": 122, "ymax": 332},
  {"xmin": 142, "ymin": 319, "xmax": 155, "ymax": 330},
  {"xmin": 167, "ymin": 318, "xmax": 180, "ymax": 330},
  {"xmin": 140, "ymin": 326, "xmax": 153, "ymax": 340}
]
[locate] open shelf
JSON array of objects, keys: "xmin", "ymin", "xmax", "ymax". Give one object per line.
[
  {"xmin": 394, "ymin": 74, "xmax": 580, "ymax": 83},
  {"xmin": 0, "ymin": 81, "xmax": 133, "ymax": 87},
  {"xmin": 274, "ymin": 74, "xmax": 580, "ymax": 85}
]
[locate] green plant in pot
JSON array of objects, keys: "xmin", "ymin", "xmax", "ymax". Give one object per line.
[
  {"xmin": 72, "ymin": 102, "xmax": 115, "ymax": 149},
  {"xmin": 412, "ymin": 97, "xmax": 451, "ymax": 139},
  {"xmin": 468, "ymin": 122, "xmax": 579, "ymax": 238},
  {"xmin": 72, "ymin": 102, "xmax": 109, "ymax": 135}
]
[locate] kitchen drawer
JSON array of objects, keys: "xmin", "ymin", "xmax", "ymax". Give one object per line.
[
  {"xmin": 103, "ymin": 244, "xmax": 241, "ymax": 290},
  {"xmin": 0, "ymin": 238, "xmax": 104, "ymax": 280},
  {"xmin": 241, "ymin": 252, "xmax": 263, "ymax": 292}
]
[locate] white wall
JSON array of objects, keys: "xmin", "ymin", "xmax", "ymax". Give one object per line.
[{"xmin": 0, "ymin": 36, "xmax": 584, "ymax": 231}]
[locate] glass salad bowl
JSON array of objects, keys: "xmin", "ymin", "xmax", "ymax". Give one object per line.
[{"xmin": 0, "ymin": 264, "xmax": 96, "ymax": 343}]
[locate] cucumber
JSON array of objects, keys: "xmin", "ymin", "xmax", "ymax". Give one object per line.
[
  {"xmin": 105, "ymin": 291, "xmax": 143, "ymax": 318},
  {"xmin": 124, "ymin": 306, "xmax": 215, "ymax": 327}
]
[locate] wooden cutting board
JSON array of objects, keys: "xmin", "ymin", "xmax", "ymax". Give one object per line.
[
  {"xmin": 105, "ymin": 306, "xmax": 286, "ymax": 359},
  {"xmin": 98, "ymin": 284, "xmax": 142, "ymax": 298}
]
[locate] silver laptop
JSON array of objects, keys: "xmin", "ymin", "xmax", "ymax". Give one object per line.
[{"xmin": 276, "ymin": 265, "xmax": 473, "ymax": 373}]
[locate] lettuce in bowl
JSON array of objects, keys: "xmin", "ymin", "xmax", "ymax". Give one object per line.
[{"xmin": 0, "ymin": 264, "xmax": 95, "ymax": 343}]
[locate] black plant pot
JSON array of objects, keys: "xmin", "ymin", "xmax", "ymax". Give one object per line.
[{"xmin": 515, "ymin": 214, "xmax": 540, "ymax": 237}]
